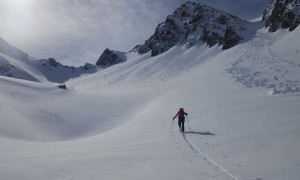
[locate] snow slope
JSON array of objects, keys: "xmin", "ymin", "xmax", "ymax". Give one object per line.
[
  {"xmin": 0, "ymin": 26, "xmax": 300, "ymax": 180},
  {"xmin": 0, "ymin": 37, "xmax": 47, "ymax": 82},
  {"xmin": 0, "ymin": 36, "xmax": 97, "ymax": 83}
]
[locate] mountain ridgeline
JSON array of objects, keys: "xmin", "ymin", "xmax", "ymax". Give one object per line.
[
  {"xmin": 0, "ymin": 1, "xmax": 299, "ymax": 83},
  {"xmin": 100, "ymin": 0, "xmax": 299, "ymax": 66},
  {"xmin": 133, "ymin": 2, "xmax": 248, "ymax": 56},
  {"xmin": 38, "ymin": 58, "xmax": 97, "ymax": 83}
]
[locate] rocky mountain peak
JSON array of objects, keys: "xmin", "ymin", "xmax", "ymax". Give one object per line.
[
  {"xmin": 263, "ymin": 0, "xmax": 300, "ymax": 32},
  {"xmin": 38, "ymin": 58, "xmax": 97, "ymax": 83},
  {"xmin": 96, "ymin": 48, "xmax": 126, "ymax": 67},
  {"xmin": 134, "ymin": 2, "xmax": 248, "ymax": 56}
]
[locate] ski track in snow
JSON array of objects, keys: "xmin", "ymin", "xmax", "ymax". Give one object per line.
[{"xmin": 181, "ymin": 132, "xmax": 240, "ymax": 180}]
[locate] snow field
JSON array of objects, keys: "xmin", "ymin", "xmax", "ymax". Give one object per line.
[{"xmin": 0, "ymin": 27, "xmax": 300, "ymax": 179}]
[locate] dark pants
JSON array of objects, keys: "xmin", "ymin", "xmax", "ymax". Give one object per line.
[{"xmin": 178, "ymin": 117, "xmax": 185, "ymax": 132}]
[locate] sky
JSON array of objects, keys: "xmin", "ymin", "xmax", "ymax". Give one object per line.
[{"xmin": 0, "ymin": 0, "xmax": 271, "ymax": 66}]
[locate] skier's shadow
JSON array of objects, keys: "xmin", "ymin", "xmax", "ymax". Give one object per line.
[{"xmin": 184, "ymin": 131, "xmax": 215, "ymax": 136}]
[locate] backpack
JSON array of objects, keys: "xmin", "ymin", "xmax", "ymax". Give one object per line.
[{"xmin": 178, "ymin": 108, "xmax": 185, "ymax": 117}]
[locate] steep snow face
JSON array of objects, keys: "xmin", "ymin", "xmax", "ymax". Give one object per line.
[
  {"xmin": 263, "ymin": 0, "xmax": 300, "ymax": 32},
  {"xmin": 135, "ymin": 2, "xmax": 248, "ymax": 56},
  {"xmin": 0, "ymin": 37, "xmax": 47, "ymax": 82},
  {"xmin": 0, "ymin": 36, "xmax": 97, "ymax": 83}
]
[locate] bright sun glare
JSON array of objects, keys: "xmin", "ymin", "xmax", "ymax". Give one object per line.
[
  {"xmin": 10, "ymin": 0, "xmax": 28, "ymax": 6},
  {"xmin": 5, "ymin": 0, "xmax": 33, "ymax": 13},
  {"xmin": 1, "ymin": 0, "xmax": 35, "ymax": 37}
]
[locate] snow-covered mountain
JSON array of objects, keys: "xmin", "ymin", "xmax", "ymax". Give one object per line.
[
  {"xmin": 0, "ymin": 37, "xmax": 97, "ymax": 83},
  {"xmin": 96, "ymin": 48, "xmax": 126, "ymax": 68},
  {"xmin": 37, "ymin": 58, "xmax": 96, "ymax": 83},
  {"xmin": 0, "ymin": 1, "xmax": 300, "ymax": 180},
  {"xmin": 133, "ymin": 2, "xmax": 248, "ymax": 57},
  {"xmin": 0, "ymin": 37, "xmax": 47, "ymax": 82}
]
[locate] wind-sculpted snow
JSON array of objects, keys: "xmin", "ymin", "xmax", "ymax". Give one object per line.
[{"xmin": 0, "ymin": 76, "xmax": 148, "ymax": 141}]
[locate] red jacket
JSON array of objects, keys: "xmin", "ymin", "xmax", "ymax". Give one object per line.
[{"xmin": 174, "ymin": 108, "xmax": 187, "ymax": 119}]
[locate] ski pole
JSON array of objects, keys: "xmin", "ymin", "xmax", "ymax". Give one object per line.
[
  {"xmin": 171, "ymin": 118, "xmax": 174, "ymax": 132},
  {"xmin": 187, "ymin": 115, "xmax": 191, "ymax": 130}
]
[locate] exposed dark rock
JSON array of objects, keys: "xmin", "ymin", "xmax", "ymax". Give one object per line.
[
  {"xmin": 96, "ymin": 48, "xmax": 126, "ymax": 67},
  {"xmin": 82, "ymin": 63, "xmax": 95, "ymax": 70},
  {"xmin": 263, "ymin": 0, "xmax": 300, "ymax": 32},
  {"xmin": 217, "ymin": 15, "xmax": 227, "ymax": 25},
  {"xmin": 57, "ymin": 84, "xmax": 67, "ymax": 90},
  {"xmin": 48, "ymin": 58, "xmax": 60, "ymax": 67},
  {"xmin": 222, "ymin": 26, "xmax": 242, "ymax": 50},
  {"xmin": 200, "ymin": 28, "xmax": 224, "ymax": 47},
  {"xmin": 135, "ymin": 2, "xmax": 247, "ymax": 56}
]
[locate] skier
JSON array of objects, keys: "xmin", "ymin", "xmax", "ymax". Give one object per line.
[{"xmin": 173, "ymin": 108, "xmax": 188, "ymax": 132}]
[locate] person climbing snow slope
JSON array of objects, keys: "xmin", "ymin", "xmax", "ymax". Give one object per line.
[{"xmin": 173, "ymin": 108, "xmax": 188, "ymax": 132}]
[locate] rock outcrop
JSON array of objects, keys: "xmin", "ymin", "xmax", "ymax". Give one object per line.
[
  {"xmin": 96, "ymin": 48, "xmax": 126, "ymax": 67},
  {"xmin": 263, "ymin": 0, "xmax": 300, "ymax": 32},
  {"xmin": 133, "ymin": 2, "xmax": 248, "ymax": 56}
]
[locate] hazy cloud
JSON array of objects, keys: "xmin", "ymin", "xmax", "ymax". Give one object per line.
[{"xmin": 0, "ymin": 0, "xmax": 271, "ymax": 66}]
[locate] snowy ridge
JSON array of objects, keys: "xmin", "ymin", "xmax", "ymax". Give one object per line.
[
  {"xmin": 0, "ymin": 36, "xmax": 97, "ymax": 83},
  {"xmin": 38, "ymin": 58, "xmax": 97, "ymax": 83},
  {"xmin": 135, "ymin": 2, "xmax": 248, "ymax": 56},
  {"xmin": 0, "ymin": 37, "xmax": 47, "ymax": 82}
]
